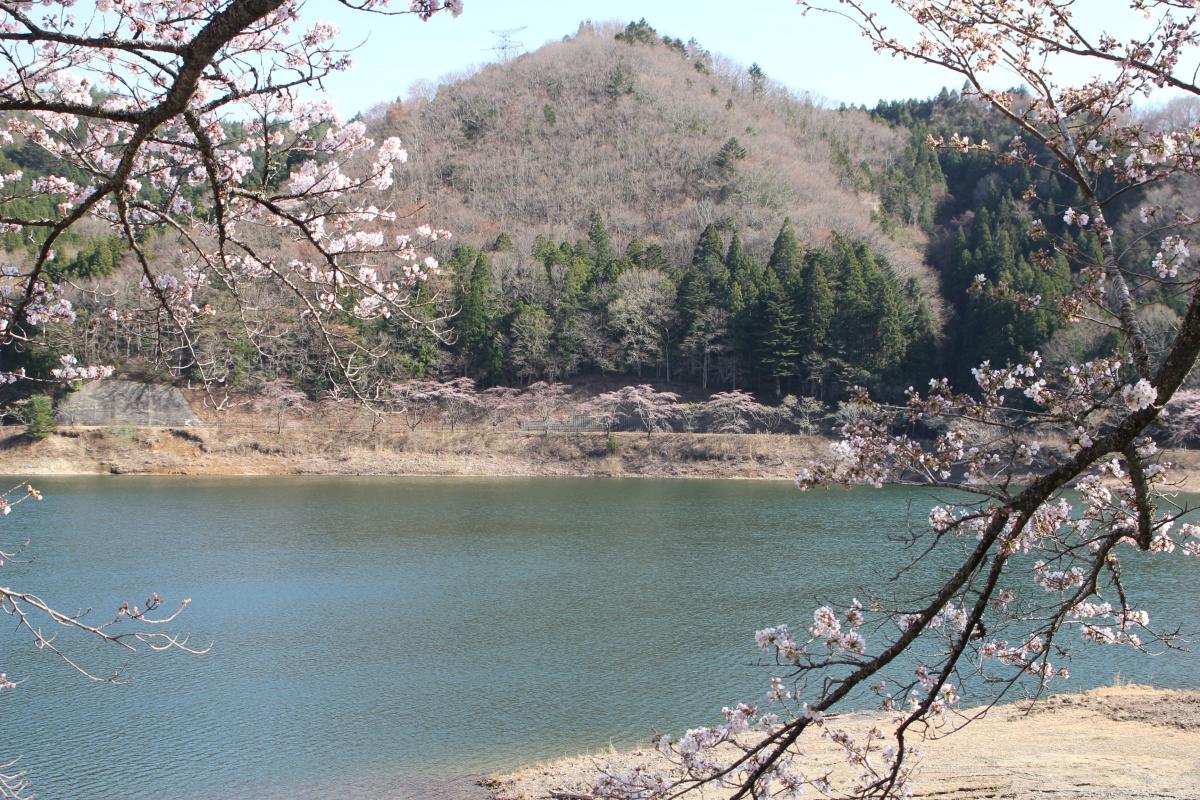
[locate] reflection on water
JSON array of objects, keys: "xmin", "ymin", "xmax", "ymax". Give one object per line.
[{"xmin": 1, "ymin": 476, "xmax": 1195, "ymax": 799}]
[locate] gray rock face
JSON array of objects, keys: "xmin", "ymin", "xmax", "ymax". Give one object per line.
[{"xmin": 55, "ymin": 380, "xmax": 201, "ymax": 427}]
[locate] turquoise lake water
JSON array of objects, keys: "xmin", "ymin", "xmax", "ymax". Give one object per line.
[{"xmin": 0, "ymin": 476, "xmax": 1195, "ymax": 799}]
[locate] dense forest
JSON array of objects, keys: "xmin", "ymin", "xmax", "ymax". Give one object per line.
[
  {"xmin": 439, "ymin": 217, "xmax": 935, "ymax": 399},
  {"xmin": 1, "ymin": 18, "xmax": 1193, "ymax": 407}
]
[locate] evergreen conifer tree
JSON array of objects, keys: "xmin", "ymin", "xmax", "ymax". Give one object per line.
[
  {"xmin": 796, "ymin": 254, "xmax": 834, "ymax": 355},
  {"xmin": 757, "ymin": 271, "xmax": 800, "ymax": 396},
  {"xmin": 692, "ymin": 224, "xmax": 729, "ymax": 294},
  {"xmin": 831, "ymin": 238, "xmax": 873, "ymax": 361},
  {"xmin": 901, "ymin": 278, "xmax": 939, "ymax": 386},
  {"xmin": 587, "ymin": 212, "xmax": 618, "ymax": 283},
  {"xmin": 869, "ymin": 268, "xmax": 907, "ymax": 371},
  {"xmin": 724, "ymin": 230, "xmax": 763, "ymax": 310},
  {"xmin": 767, "ymin": 218, "xmax": 804, "ymax": 286},
  {"xmin": 455, "ymin": 253, "xmax": 504, "ymax": 382}
]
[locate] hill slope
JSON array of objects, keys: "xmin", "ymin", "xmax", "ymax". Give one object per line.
[{"xmin": 369, "ymin": 20, "xmax": 930, "ymax": 286}]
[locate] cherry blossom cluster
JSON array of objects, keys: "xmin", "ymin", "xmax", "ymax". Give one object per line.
[
  {"xmin": 1151, "ymin": 235, "xmax": 1191, "ymax": 279},
  {"xmin": 0, "ymin": 0, "xmax": 462, "ymax": 394},
  {"xmin": 385, "ymin": 377, "xmax": 478, "ymax": 431},
  {"xmin": 50, "ymin": 354, "xmax": 114, "ymax": 382},
  {"xmin": 586, "ymin": 385, "xmax": 683, "ymax": 435},
  {"xmin": 700, "ymin": 390, "xmax": 769, "ymax": 433}
]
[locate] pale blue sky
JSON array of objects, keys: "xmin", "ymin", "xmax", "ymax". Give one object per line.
[
  {"xmin": 314, "ymin": 0, "xmax": 948, "ymax": 113},
  {"xmin": 309, "ymin": 1, "xmax": 1144, "ymax": 115}
]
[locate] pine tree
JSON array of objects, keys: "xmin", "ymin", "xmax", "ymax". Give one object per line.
[
  {"xmin": 639, "ymin": 242, "xmax": 674, "ymax": 276},
  {"xmin": 714, "ymin": 137, "xmax": 747, "ymax": 172},
  {"xmin": 725, "ymin": 231, "xmax": 764, "ymax": 389},
  {"xmin": 531, "ymin": 234, "xmax": 555, "ymax": 264},
  {"xmin": 446, "ymin": 245, "xmax": 481, "ymax": 286},
  {"xmin": 901, "ymin": 278, "xmax": 939, "ymax": 386},
  {"xmin": 676, "ymin": 225, "xmax": 731, "ymax": 380},
  {"xmin": 796, "ymin": 254, "xmax": 834, "ymax": 355},
  {"xmin": 756, "ymin": 271, "xmax": 800, "ymax": 396},
  {"xmin": 564, "ymin": 255, "xmax": 593, "ymax": 303},
  {"xmin": 22, "ymin": 395, "xmax": 55, "ymax": 440},
  {"xmin": 767, "ymin": 219, "xmax": 804, "ymax": 286},
  {"xmin": 587, "ymin": 211, "xmax": 617, "ymax": 283},
  {"xmin": 748, "ymin": 63, "xmax": 766, "ymax": 96},
  {"xmin": 676, "ymin": 270, "xmax": 712, "ymax": 344},
  {"xmin": 491, "ymin": 232, "xmax": 513, "ymax": 252},
  {"xmin": 830, "ymin": 239, "xmax": 872, "ymax": 361},
  {"xmin": 390, "ymin": 288, "xmax": 445, "ymax": 378},
  {"xmin": 456, "ymin": 253, "xmax": 504, "ymax": 382},
  {"xmin": 625, "ymin": 238, "xmax": 646, "ymax": 267},
  {"xmin": 615, "ymin": 18, "xmax": 658, "ymax": 45},
  {"xmin": 724, "ymin": 229, "xmax": 763, "ymax": 311},
  {"xmin": 691, "ymin": 223, "xmax": 729, "ymax": 292},
  {"xmin": 869, "ymin": 268, "xmax": 907, "ymax": 372}
]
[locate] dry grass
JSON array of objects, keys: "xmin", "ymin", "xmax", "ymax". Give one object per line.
[{"xmin": 0, "ymin": 420, "xmax": 828, "ymax": 480}]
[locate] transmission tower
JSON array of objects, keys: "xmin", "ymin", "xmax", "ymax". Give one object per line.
[{"xmin": 488, "ymin": 26, "xmax": 527, "ymax": 62}]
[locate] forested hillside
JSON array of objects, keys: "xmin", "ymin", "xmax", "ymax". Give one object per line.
[
  {"xmin": 370, "ymin": 19, "xmax": 919, "ymax": 271},
  {"xmin": 865, "ymin": 90, "xmax": 1199, "ymax": 390},
  {"xmin": 1, "ymin": 18, "xmax": 1191, "ymax": 407}
]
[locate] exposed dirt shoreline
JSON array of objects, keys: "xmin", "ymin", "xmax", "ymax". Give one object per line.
[
  {"xmin": 4, "ymin": 422, "xmax": 1200, "ymax": 492},
  {"xmin": 0, "ymin": 424, "xmax": 830, "ymax": 481},
  {"xmin": 487, "ymin": 685, "xmax": 1200, "ymax": 800}
]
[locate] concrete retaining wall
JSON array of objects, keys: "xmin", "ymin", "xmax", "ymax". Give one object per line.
[{"xmin": 55, "ymin": 380, "xmax": 201, "ymax": 427}]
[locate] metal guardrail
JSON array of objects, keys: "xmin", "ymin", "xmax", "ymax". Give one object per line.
[
  {"xmin": 518, "ymin": 415, "xmax": 604, "ymax": 432},
  {"xmin": 48, "ymin": 419, "xmax": 606, "ymax": 435}
]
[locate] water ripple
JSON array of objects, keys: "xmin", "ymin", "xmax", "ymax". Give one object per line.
[{"xmin": 0, "ymin": 476, "xmax": 1194, "ymax": 799}]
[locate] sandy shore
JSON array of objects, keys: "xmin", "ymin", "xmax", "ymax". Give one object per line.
[{"xmin": 487, "ymin": 685, "xmax": 1200, "ymax": 800}]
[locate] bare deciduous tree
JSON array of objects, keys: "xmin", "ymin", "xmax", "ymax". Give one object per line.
[{"xmin": 608, "ymin": 268, "xmax": 677, "ymax": 379}]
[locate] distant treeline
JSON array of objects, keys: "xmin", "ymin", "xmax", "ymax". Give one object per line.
[{"xmin": 443, "ymin": 217, "xmax": 937, "ymax": 400}]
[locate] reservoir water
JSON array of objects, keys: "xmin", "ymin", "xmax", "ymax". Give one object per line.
[{"xmin": 0, "ymin": 476, "xmax": 1195, "ymax": 799}]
